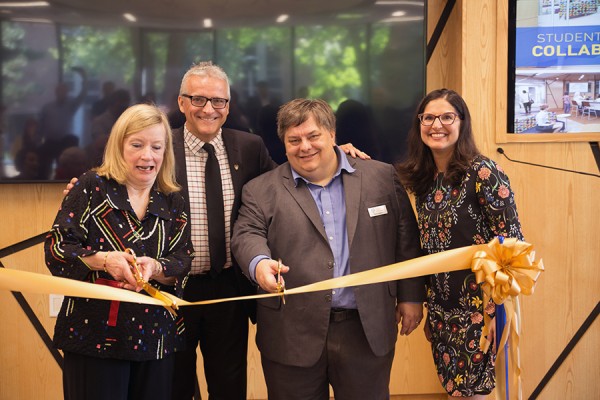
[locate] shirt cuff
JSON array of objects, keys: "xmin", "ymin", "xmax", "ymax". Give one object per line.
[{"xmin": 249, "ymin": 255, "xmax": 270, "ymax": 283}]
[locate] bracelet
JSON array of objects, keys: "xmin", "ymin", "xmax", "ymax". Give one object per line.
[
  {"xmin": 154, "ymin": 260, "xmax": 163, "ymax": 276},
  {"xmin": 103, "ymin": 251, "xmax": 110, "ymax": 273}
]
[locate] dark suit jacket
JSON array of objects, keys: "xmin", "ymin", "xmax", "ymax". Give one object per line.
[
  {"xmin": 172, "ymin": 127, "xmax": 277, "ymax": 320},
  {"xmin": 231, "ymin": 154, "xmax": 425, "ymax": 367}
]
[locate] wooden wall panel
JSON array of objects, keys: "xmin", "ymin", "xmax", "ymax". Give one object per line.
[
  {"xmin": 425, "ymin": 1, "xmax": 599, "ymax": 398},
  {"xmin": 460, "ymin": 1, "xmax": 600, "ymax": 398},
  {"xmin": 0, "ymin": 183, "xmax": 65, "ymax": 400},
  {"xmin": 427, "ymin": 0, "xmax": 463, "ymax": 92}
]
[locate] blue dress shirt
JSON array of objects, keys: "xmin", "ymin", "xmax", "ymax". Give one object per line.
[{"xmin": 249, "ymin": 147, "xmax": 357, "ymax": 309}]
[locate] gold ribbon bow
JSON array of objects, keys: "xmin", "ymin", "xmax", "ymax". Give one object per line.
[{"xmin": 471, "ymin": 237, "xmax": 544, "ymax": 400}]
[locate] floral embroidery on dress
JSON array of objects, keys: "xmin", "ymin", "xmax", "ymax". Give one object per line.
[{"xmin": 417, "ymin": 156, "xmax": 524, "ymax": 396}]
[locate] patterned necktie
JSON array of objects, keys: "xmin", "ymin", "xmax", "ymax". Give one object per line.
[{"xmin": 204, "ymin": 143, "xmax": 226, "ymax": 276}]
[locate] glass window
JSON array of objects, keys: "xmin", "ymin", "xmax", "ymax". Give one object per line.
[{"xmin": 0, "ymin": 1, "xmax": 426, "ymax": 181}]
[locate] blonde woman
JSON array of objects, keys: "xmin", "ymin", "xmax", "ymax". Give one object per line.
[{"xmin": 45, "ymin": 104, "xmax": 193, "ymax": 400}]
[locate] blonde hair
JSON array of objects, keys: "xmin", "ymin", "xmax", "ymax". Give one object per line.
[{"xmin": 95, "ymin": 103, "xmax": 180, "ymax": 194}]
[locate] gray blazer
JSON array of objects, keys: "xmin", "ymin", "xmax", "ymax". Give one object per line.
[{"xmin": 231, "ymin": 154, "xmax": 425, "ymax": 367}]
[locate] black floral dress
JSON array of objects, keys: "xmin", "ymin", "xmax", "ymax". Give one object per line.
[{"xmin": 416, "ymin": 156, "xmax": 523, "ymax": 396}]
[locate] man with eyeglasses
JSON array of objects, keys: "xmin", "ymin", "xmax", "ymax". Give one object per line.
[
  {"xmin": 170, "ymin": 62, "xmax": 274, "ymax": 400},
  {"xmin": 231, "ymin": 98, "xmax": 425, "ymax": 399},
  {"xmin": 172, "ymin": 62, "xmax": 368, "ymax": 400}
]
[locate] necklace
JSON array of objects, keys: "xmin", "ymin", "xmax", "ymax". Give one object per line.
[{"xmin": 124, "ymin": 211, "xmax": 158, "ymax": 241}]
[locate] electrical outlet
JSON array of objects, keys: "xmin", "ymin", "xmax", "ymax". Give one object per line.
[{"xmin": 49, "ymin": 294, "xmax": 64, "ymax": 318}]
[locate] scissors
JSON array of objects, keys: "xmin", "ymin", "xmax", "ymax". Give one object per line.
[
  {"xmin": 276, "ymin": 258, "xmax": 286, "ymax": 305},
  {"xmin": 125, "ymin": 248, "xmax": 178, "ymax": 316}
]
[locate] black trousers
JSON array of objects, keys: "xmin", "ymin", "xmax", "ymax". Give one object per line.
[
  {"xmin": 172, "ymin": 268, "xmax": 249, "ymax": 400},
  {"xmin": 63, "ymin": 351, "xmax": 174, "ymax": 400}
]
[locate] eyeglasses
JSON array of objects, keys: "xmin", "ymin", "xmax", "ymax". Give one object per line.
[
  {"xmin": 418, "ymin": 112, "xmax": 460, "ymax": 126},
  {"xmin": 181, "ymin": 94, "xmax": 229, "ymax": 109}
]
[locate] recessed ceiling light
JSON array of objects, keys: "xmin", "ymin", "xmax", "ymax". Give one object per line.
[
  {"xmin": 0, "ymin": 1, "xmax": 49, "ymax": 7},
  {"xmin": 336, "ymin": 13, "xmax": 364, "ymax": 20},
  {"xmin": 11, "ymin": 17, "xmax": 52, "ymax": 23},
  {"xmin": 376, "ymin": 1, "xmax": 424, "ymax": 5},
  {"xmin": 203, "ymin": 18, "xmax": 212, "ymax": 28},
  {"xmin": 276, "ymin": 14, "xmax": 288, "ymax": 23},
  {"xmin": 392, "ymin": 11, "xmax": 407, "ymax": 17},
  {"xmin": 123, "ymin": 13, "xmax": 137, "ymax": 22},
  {"xmin": 379, "ymin": 16, "xmax": 424, "ymax": 23}
]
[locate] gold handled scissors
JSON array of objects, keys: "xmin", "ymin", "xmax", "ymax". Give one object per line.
[
  {"xmin": 276, "ymin": 258, "xmax": 286, "ymax": 305},
  {"xmin": 125, "ymin": 248, "xmax": 178, "ymax": 316}
]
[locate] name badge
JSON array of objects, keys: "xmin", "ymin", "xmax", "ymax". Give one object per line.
[{"xmin": 368, "ymin": 205, "xmax": 388, "ymax": 217}]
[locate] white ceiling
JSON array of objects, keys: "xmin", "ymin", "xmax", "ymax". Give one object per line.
[{"xmin": 1, "ymin": 0, "xmax": 426, "ymax": 29}]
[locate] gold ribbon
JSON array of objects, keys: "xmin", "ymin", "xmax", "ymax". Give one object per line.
[
  {"xmin": 125, "ymin": 248, "xmax": 179, "ymax": 316},
  {"xmin": 0, "ymin": 238, "xmax": 543, "ymax": 399},
  {"xmin": 471, "ymin": 237, "xmax": 544, "ymax": 400}
]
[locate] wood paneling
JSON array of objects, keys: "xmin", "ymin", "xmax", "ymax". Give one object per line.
[
  {"xmin": 0, "ymin": 183, "xmax": 65, "ymax": 400},
  {"xmin": 427, "ymin": 0, "xmax": 463, "ymax": 92},
  {"xmin": 428, "ymin": 1, "xmax": 600, "ymax": 398}
]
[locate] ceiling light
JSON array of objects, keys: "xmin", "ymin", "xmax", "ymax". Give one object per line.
[
  {"xmin": 0, "ymin": 1, "xmax": 49, "ymax": 7},
  {"xmin": 391, "ymin": 11, "xmax": 407, "ymax": 17},
  {"xmin": 578, "ymin": 74, "xmax": 584, "ymax": 80},
  {"xmin": 336, "ymin": 13, "xmax": 364, "ymax": 20},
  {"xmin": 379, "ymin": 16, "xmax": 424, "ymax": 23},
  {"xmin": 376, "ymin": 1, "xmax": 424, "ymax": 6},
  {"xmin": 11, "ymin": 17, "xmax": 52, "ymax": 23},
  {"xmin": 203, "ymin": 18, "xmax": 212, "ymax": 28},
  {"xmin": 276, "ymin": 14, "xmax": 288, "ymax": 23},
  {"xmin": 123, "ymin": 13, "xmax": 136, "ymax": 22}
]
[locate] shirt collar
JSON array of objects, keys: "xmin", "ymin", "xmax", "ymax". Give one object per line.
[
  {"xmin": 183, "ymin": 125, "xmax": 224, "ymax": 155},
  {"xmin": 105, "ymin": 177, "xmax": 173, "ymax": 221},
  {"xmin": 291, "ymin": 146, "xmax": 355, "ymax": 187}
]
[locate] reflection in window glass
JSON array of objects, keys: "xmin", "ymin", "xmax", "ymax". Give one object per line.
[
  {"xmin": 2, "ymin": 22, "xmax": 59, "ymax": 180},
  {"xmin": 370, "ymin": 22, "xmax": 426, "ymax": 162},
  {"xmin": 1, "ymin": 3, "xmax": 425, "ymax": 181},
  {"xmin": 142, "ymin": 31, "xmax": 214, "ymax": 105},
  {"xmin": 295, "ymin": 25, "xmax": 367, "ymax": 104}
]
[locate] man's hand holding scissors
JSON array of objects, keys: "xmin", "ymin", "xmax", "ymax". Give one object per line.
[{"xmin": 255, "ymin": 258, "xmax": 289, "ymax": 294}]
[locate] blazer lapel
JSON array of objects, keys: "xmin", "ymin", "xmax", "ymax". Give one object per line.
[
  {"xmin": 221, "ymin": 130, "xmax": 243, "ymax": 193},
  {"xmin": 342, "ymin": 156, "xmax": 361, "ymax": 249},
  {"xmin": 281, "ymin": 167, "xmax": 328, "ymax": 242},
  {"xmin": 172, "ymin": 128, "xmax": 190, "ymax": 203},
  {"xmin": 222, "ymin": 130, "xmax": 244, "ymax": 231}
]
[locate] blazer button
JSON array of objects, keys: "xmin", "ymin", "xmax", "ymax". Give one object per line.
[
  {"xmin": 327, "ymin": 261, "xmax": 334, "ymax": 269},
  {"xmin": 325, "ymin": 294, "xmax": 332, "ymax": 302}
]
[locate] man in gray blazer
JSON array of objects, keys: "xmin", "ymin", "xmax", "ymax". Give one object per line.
[
  {"xmin": 170, "ymin": 63, "xmax": 368, "ymax": 400},
  {"xmin": 231, "ymin": 98, "xmax": 426, "ymax": 399}
]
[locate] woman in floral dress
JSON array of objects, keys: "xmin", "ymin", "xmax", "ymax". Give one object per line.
[{"xmin": 396, "ymin": 89, "xmax": 524, "ymax": 398}]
